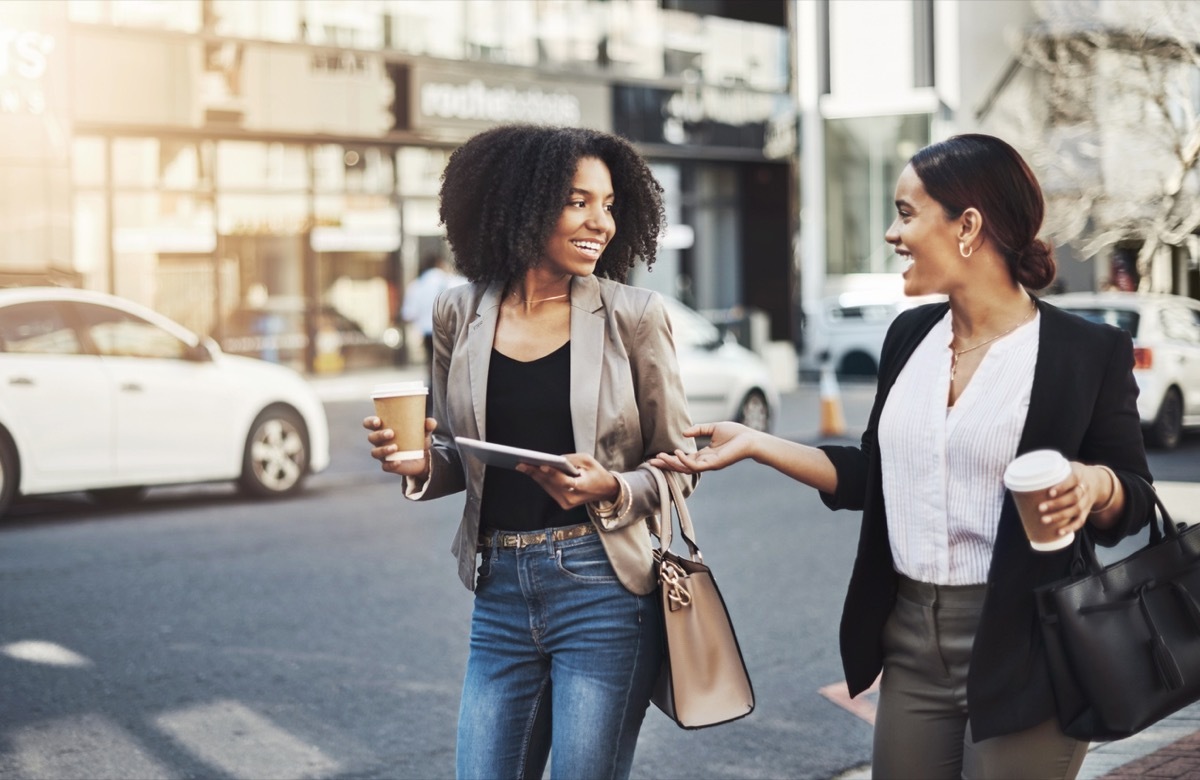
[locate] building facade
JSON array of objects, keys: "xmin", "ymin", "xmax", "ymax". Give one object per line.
[{"xmin": 2, "ymin": 0, "xmax": 795, "ymax": 373}]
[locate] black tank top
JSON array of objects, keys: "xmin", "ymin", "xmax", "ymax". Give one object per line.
[{"xmin": 478, "ymin": 341, "xmax": 588, "ymax": 532}]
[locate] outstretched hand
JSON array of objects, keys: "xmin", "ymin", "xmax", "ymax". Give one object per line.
[{"xmin": 649, "ymin": 421, "xmax": 759, "ymax": 474}]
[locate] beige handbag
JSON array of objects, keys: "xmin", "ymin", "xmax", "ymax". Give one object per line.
[{"xmin": 648, "ymin": 466, "xmax": 755, "ymax": 729}]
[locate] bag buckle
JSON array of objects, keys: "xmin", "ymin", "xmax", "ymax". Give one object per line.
[{"xmin": 660, "ymin": 559, "xmax": 692, "ymax": 611}]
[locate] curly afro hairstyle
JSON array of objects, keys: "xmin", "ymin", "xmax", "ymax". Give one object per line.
[{"xmin": 438, "ymin": 124, "xmax": 665, "ymax": 284}]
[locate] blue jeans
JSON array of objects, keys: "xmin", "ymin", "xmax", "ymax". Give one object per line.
[{"xmin": 457, "ymin": 528, "xmax": 663, "ymax": 780}]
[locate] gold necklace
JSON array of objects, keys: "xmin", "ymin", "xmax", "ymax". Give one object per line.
[
  {"xmin": 510, "ymin": 291, "xmax": 569, "ymax": 306},
  {"xmin": 950, "ymin": 303, "xmax": 1037, "ymax": 382}
]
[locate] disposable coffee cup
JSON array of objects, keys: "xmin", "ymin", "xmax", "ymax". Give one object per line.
[
  {"xmin": 371, "ymin": 382, "xmax": 429, "ymax": 462},
  {"xmin": 1003, "ymin": 449, "xmax": 1075, "ymax": 552}
]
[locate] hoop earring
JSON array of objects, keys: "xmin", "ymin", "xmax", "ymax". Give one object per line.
[{"xmin": 959, "ymin": 242, "xmax": 974, "ymax": 259}]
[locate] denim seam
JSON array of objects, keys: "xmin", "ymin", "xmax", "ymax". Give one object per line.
[
  {"xmin": 516, "ymin": 674, "xmax": 551, "ymax": 780},
  {"xmin": 605, "ymin": 592, "xmax": 643, "ymax": 780}
]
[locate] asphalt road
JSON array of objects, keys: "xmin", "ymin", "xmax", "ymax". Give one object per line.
[{"xmin": 0, "ymin": 385, "xmax": 1196, "ymax": 780}]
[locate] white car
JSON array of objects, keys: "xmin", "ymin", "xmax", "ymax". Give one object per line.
[
  {"xmin": 663, "ymin": 297, "xmax": 779, "ymax": 432},
  {"xmin": 1045, "ymin": 291, "xmax": 1200, "ymax": 449},
  {"xmin": 0, "ymin": 287, "xmax": 330, "ymax": 518},
  {"xmin": 803, "ymin": 291, "xmax": 946, "ymax": 377}
]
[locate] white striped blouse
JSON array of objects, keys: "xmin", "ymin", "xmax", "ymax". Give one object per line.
[{"xmin": 878, "ymin": 309, "xmax": 1040, "ymax": 585}]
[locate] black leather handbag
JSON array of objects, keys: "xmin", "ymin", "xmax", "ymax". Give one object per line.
[{"xmin": 1035, "ymin": 483, "xmax": 1200, "ymax": 741}]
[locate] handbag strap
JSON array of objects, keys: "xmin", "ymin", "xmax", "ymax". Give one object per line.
[
  {"xmin": 647, "ymin": 465, "xmax": 702, "ymax": 562},
  {"xmin": 1079, "ymin": 473, "xmax": 1176, "ymax": 576}
]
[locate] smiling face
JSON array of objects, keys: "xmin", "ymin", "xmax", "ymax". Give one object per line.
[
  {"xmin": 885, "ymin": 164, "xmax": 966, "ymax": 297},
  {"xmin": 540, "ymin": 156, "xmax": 615, "ymax": 277}
]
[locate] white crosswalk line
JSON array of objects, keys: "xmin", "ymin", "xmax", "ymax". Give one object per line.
[
  {"xmin": 11, "ymin": 714, "xmax": 175, "ymax": 780},
  {"xmin": 153, "ymin": 699, "xmax": 340, "ymax": 779}
]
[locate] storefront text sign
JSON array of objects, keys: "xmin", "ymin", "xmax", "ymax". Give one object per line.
[
  {"xmin": 406, "ymin": 66, "xmax": 611, "ymax": 139},
  {"xmin": 0, "ymin": 25, "xmax": 55, "ymax": 115}
]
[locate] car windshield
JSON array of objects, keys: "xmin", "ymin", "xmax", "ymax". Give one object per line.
[
  {"xmin": 1061, "ymin": 307, "xmax": 1140, "ymax": 337},
  {"xmin": 662, "ymin": 298, "xmax": 721, "ymax": 348}
]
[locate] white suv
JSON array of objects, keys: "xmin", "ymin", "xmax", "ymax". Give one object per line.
[{"xmin": 1045, "ymin": 292, "xmax": 1200, "ymax": 449}]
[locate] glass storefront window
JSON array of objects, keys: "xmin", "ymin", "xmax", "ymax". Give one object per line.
[
  {"xmin": 397, "ymin": 146, "xmax": 450, "ymax": 198},
  {"xmin": 703, "ymin": 16, "xmax": 787, "ymax": 92},
  {"xmin": 303, "ymin": 0, "xmax": 385, "ymax": 49},
  {"xmin": 69, "ymin": 0, "xmax": 201, "ymax": 32},
  {"xmin": 314, "ymin": 144, "xmax": 395, "ymax": 194},
  {"xmin": 606, "ymin": 0, "xmax": 664, "ymax": 79},
  {"xmin": 208, "ymin": 0, "xmax": 301, "ymax": 41},
  {"xmin": 111, "ymin": 139, "xmax": 210, "ymax": 190},
  {"xmin": 825, "ymin": 114, "xmax": 930, "ymax": 276},
  {"xmin": 72, "ymin": 137, "xmax": 106, "ymax": 188},
  {"xmin": 386, "ymin": 0, "xmax": 465, "ymax": 59},
  {"xmin": 112, "ymin": 192, "xmax": 217, "ymax": 325},
  {"xmin": 217, "ymin": 141, "xmax": 308, "ymax": 191},
  {"xmin": 535, "ymin": 0, "xmax": 604, "ymax": 69},
  {"xmin": 73, "ymin": 192, "xmax": 108, "ymax": 292}
]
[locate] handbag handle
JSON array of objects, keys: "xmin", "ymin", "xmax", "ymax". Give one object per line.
[
  {"xmin": 1079, "ymin": 474, "xmax": 1175, "ymax": 576},
  {"xmin": 647, "ymin": 465, "xmax": 702, "ymax": 562}
]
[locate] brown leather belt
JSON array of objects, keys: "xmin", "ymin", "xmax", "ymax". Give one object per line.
[{"xmin": 478, "ymin": 522, "xmax": 597, "ymax": 550}]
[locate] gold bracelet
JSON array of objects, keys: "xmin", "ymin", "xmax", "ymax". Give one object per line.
[
  {"xmin": 1089, "ymin": 465, "xmax": 1118, "ymax": 515},
  {"xmin": 589, "ymin": 472, "xmax": 631, "ymax": 524}
]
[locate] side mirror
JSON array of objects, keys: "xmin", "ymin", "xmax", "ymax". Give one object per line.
[{"xmin": 186, "ymin": 338, "xmax": 217, "ymax": 362}]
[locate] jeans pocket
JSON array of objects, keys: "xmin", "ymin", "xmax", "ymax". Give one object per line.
[{"xmin": 555, "ymin": 542, "xmax": 619, "ymax": 584}]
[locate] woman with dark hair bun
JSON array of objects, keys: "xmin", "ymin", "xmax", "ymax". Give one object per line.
[
  {"xmin": 653, "ymin": 134, "xmax": 1154, "ymax": 778},
  {"xmin": 364, "ymin": 124, "xmax": 696, "ymax": 779}
]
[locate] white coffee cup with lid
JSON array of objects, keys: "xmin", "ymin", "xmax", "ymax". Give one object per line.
[{"xmin": 1003, "ymin": 449, "xmax": 1075, "ymax": 551}]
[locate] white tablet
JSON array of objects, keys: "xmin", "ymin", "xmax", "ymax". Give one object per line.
[{"xmin": 455, "ymin": 436, "xmax": 581, "ymax": 476}]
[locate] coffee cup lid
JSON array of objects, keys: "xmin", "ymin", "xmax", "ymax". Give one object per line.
[
  {"xmin": 371, "ymin": 381, "xmax": 428, "ymax": 398},
  {"xmin": 1003, "ymin": 449, "xmax": 1072, "ymax": 492}
]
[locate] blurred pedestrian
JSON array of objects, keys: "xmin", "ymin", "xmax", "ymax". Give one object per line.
[
  {"xmin": 401, "ymin": 249, "xmax": 465, "ymax": 389},
  {"xmin": 364, "ymin": 124, "xmax": 697, "ymax": 780},
  {"xmin": 653, "ymin": 134, "xmax": 1155, "ymax": 779}
]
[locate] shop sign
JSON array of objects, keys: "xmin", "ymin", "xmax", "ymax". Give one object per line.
[
  {"xmin": 614, "ymin": 83, "xmax": 793, "ymax": 156},
  {"xmin": 0, "ymin": 25, "xmax": 55, "ymax": 115},
  {"xmin": 406, "ymin": 66, "xmax": 611, "ymax": 138}
]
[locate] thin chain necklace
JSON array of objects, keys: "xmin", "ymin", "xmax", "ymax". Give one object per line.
[
  {"xmin": 950, "ymin": 303, "xmax": 1037, "ymax": 382},
  {"xmin": 509, "ymin": 290, "xmax": 569, "ymax": 306}
]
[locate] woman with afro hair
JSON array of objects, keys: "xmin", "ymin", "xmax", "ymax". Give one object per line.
[{"xmin": 365, "ymin": 124, "xmax": 698, "ymax": 779}]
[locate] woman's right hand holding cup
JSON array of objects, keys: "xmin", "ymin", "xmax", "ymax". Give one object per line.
[{"xmin": 364, "ymin": 416, "xmax": 437, "ymax": 478}]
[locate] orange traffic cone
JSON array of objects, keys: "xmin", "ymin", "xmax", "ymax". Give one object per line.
[{"xmin": 819, "ymin": 360, "xmax": 846, "ymax": 438}]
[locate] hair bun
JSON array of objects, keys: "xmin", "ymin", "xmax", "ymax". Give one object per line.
[{"xmin": 1016, "ymin": 238, "xmax": 1056, "ymax": 290}]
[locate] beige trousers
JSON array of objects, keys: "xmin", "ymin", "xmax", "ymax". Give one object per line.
[{"xmin": 871, "ymin": 575, "xmax": 1088, "ymax": 780}]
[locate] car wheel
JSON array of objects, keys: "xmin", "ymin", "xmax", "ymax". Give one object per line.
[
  {"xmin": 839, "ymin": 351, "xmax": 878, "ymax": 378},
  {"xmin": 1147, "ymin": 387, "xmax": 1184, "ymax": 450},
  {"xmin": 0, "ymin": 434, "xmax": 17, "ymax": 520},
  {"xmin": 88, "ymin": 487, "xmax": 147, "ymax": 506},
  {"xmin": 736, "ymin": 390, "xmax": 771, "ymax": 432},
  {"xmin": 239, "ymin": 406, "xmax": 309, "ymax": 498}
]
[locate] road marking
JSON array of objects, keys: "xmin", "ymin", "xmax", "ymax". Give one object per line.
[
  {"xmin": 11, "ymin": 714, "xmax": 174, "ymax": 779},
  {"xmin": 819, "ymin": 677, "xmax": 880, "ymax": 726},
  {"xmin": 154, "ymin": 699, "xmax": 340, "ymax": 779},
  {"xmin": 1, "ymin": 640, "xmax": 93, "ymax": 668}
]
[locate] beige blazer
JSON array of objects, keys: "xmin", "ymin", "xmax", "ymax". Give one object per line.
[{"xmin": 403, "ymin": 273, "xmax": 698, "ymax": 594}]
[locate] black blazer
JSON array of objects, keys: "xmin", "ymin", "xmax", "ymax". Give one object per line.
[{"xmin": 820, "ymin": 298, "xmax": 1155, "ymax": 741}]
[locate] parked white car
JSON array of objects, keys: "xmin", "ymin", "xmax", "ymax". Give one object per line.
[
  {"xmin": 0, "ymin": 287, "xmax": 330, "ymax": 518},
  {"xmin": 1045, "ymin": 291, "xmax": 1200, "ymax": 449},
  {"xmin": 663, "ymin": 297, "xmax": 780, "ymax": 432},
  {"xmin": 803, "ymin": 290, "xmax": 946, "ymax": 377}
]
